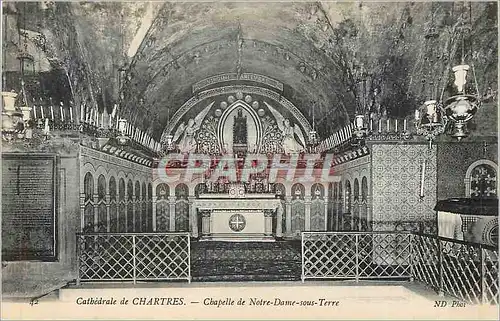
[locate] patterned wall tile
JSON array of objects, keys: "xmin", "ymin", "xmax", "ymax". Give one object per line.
[
  {"xmin": 371, "ymin": 143, "xmax": 437, "ymax": 230},
  {"xmin": 437, "ymin": 142, "xmax": 498, "ymax": 200}
]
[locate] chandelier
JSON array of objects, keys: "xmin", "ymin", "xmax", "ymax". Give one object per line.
[
  {"xmin": 308, "ymin": 101, "xmax": 319, "ymax": 147},
  {"xmin": 414, "ymin": 3, "xmax": 480, "ymax": 146}
]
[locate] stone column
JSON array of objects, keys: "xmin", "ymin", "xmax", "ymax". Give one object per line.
[
  {"xmin": 324, "ymin": 200, "xmax": 329, "ymax": 231},
  {"xmin": 201, "ymin": 210, "xmax": 211, "ymax": 236},
  {"xmin": 276, "ymin": 204, "xmax": 283, "ymax": 238},
  {"xmin": 188, "ymin": 196, "xmax": 198, "ymax": 238},
  {"xmin": 366, "ymin": 194, "xmax": 373, "ymax": 231},
  {"xmin": 358, "ymin": 202, "xmax": 364, "ymax": 231},
  {"xmin": 152, "ymin": 196, "xmax": 157, "ymax": 231},
  {"xmin": 79, "ymin": 193, "xmax": 85, "ymax": 232},
  {"xmin": 304, "ymin": 196, "xmax": 312, "ymax": 231},
  {"xmin": 132, "ymin": 193, "xmax": 137, "ymax": 232},
  {"xmin": 169, "ymin": 196, "xmax": 176, "ymax": 232},
  {"xmin": 93, "ymin": 194, "xmax": 99, "ymax": 232},
  {"xmin": 264, "ymin": 210, "xmax": 273, "ymax": 236},
  {"xmin": 285, "ymin": 196, "xmax": 292, "ymax": 237},
  {"xmin": 105, "ymin": 194, "xmax": 111, "ymax": 232}
]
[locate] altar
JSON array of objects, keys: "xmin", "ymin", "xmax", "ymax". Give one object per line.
[{"xmin": 193, "ymin": 192, "xmax": 284, "ymax": 242}]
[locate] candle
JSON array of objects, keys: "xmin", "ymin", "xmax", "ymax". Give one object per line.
[
  {"xmin": 386, "ymin": 119, "xmax": 390, "ymax": 132},
  {"xmin": 41, "ymin": 105, "xmax": 44, "ymax": 119},
  {"xmin": 101, "ymin": 113, "xmax": 104, "ymax": 127},
  {"xmin": 80, "ymin": 104, "xmax": 84, "ymax": 122},
  {"xmin": 420, "ymin": 160, "xmax": 426, "ymax": 198},
  {"xmin": 33, "ymin": 105, "xmax": 37, "ymax": 119},
  {"xmin": 404, "ymin": 119, "xmax": 407, "ymax": 131},
  {"xmin": 378, "ymin": 119, "xmax": 382, "ymax": 133},
  {"xmin": 415, "ymin": 109, "xmax": 420, "ymax": 120},
  {"xmin": 370, "ymin": 118, "xmax": 373, "ymax": 131},
  {"xmin": 395, "ymin": 119, "xmax": 398, "ymax": 132},
  {"xmin": 60, "ymin": 103, "xmax": 64, "ymax": 121},
  {"xmin": 70, "ymin": 106, "xmax": 73, "ymax": 122},
  {"xmin": 50, "ymin": 105, "xmax": 54, "ymax": 120},
  {"xmin": 44, "ymin": 118, "xmax": 50, "ymax": 134}
]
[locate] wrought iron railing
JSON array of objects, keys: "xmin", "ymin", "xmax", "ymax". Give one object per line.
[
  {"xmin": 302, "ymin": 232, "xmax": 412, "ymax": 281},
  {"xmin": 302, "ymin": 231, "xmax": 498, "ymax": 305},
  {"xmin": 76, "ymin": 232, "xmax": 191, "ymax": 284},
  {"xmin": 412, "ymin": 233, "xmax": 498, "ymax": 305}
]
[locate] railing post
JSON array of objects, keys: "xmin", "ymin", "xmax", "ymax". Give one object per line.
[
  {"xmin": 479, "ymin": 244, "xmax": 485, "ymax": 305},
  {"xmin": 76, "ymin": 234, "xmax": 81, "ymax": 286},
  {"xmin": 355, "ymin": 234, "xmax": 359, "ymax": 282},
  {"xmin": 437, "ymin": 238, "xmax": 444, "ymax": 296},
  {"xmin": 187, "ymin": 233, "xmax": 192, "ymax": 284},
  {"xmin": 301, "ymin": 233, "xmax": 304, "ymax": 283},
  {"xmin": 132, "ymin": 235, "xmax": 137, "ymax": 284},
  {"xmin": 409, "ymin": 233, "xmax": 414, "ymax": 282}
]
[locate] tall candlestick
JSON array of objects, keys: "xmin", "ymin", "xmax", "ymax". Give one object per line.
[
  {"xmin": 370, "ymin": 118, "xmax": 373, "ymax": 131},
  {"xmin": 404, "ymin": 119, "xmax": 407, "ymax": 131},
  {"xmin": 60, "ymin": 103, "xmax": 64, "ymax": 121},
  {"xmin": 41, "ymin": 105, "xmax": 44, "ymax": 119},
  {"xmin": 80, "ymin": 104, "xmax": 84, "ymax": 122},
  {"xmin": 395, "ymin": 119, "xmax": 398, "ymax": 132},
  {"xmin": 33, "ymin": 105, "xmax": 37, "ymax": 119},
  {"xmin": 420, "ymin": 160, "xmax": 426, "ymax": 198},
  {"xmin": 70, "ymin": 106, "xmax": 73, "ymax": 122},
  {"xmin": 386, "ymin": 119, "xmax": 390, "ymax": 132},
  {"xmin": 378, "ymin": 119, "xmax": 382, "ymax": 133},
  {"xmin": 50, "ymin": 105, "xmax": 54, "ymax": 120}
]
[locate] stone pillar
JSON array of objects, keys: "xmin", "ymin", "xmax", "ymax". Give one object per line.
[
  {"xmin": 169, "ymin": 196, "xmax": 176, "ymax": 232},
  {"xmin": 93, "ymin": 194, "xmax": 99, "ymax": 232},
  {"xmin": 276, "ymin": 204, "xmax": 283, "ymax": 238},
  {"xmin": 152, "ymin": 196, "xmax": 157, "ymax": 231},
  {"xmin": 285, "ymin": 196, "xmax": 292, "ymax": 237},
  {"xmin": 188, "ymin": 196, "xmax": 198, "ymax": 238},
  {"xmin": 201, "ymin": 210, "xmax": 211, "ymax": 236},
  {"xmin": 358, "ymin": 202, "xmax": 364, "ymax": 231},
  {"xmin": 79, "ymin": 193, "xmax": 85, "ymax": 232},
  {"xmin": 264, "ymin": 210, "xmax": 273, "ymax": 236},
  {"xmin": 366, "ymin": 194, "xmax": 373, "ymax": 231},
  {"xmin": 132, "ymin": 193, "xmax": 137, "ymax": 232},
  {"xmin": 105, "ymin": 194, "xmax": 111, "ymax": 232},
  {"xmin": 324, "ymin": 200, "xmax": 328, "ymax": 231},
  {"xmin": 304, "ymin": 196, "xmax": 312, "ymax": 231}
]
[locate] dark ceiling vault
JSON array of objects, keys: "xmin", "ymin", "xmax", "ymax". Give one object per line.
[{"xmin": 3, "ymin": 2, "xmax": 498, "ymax": 141}]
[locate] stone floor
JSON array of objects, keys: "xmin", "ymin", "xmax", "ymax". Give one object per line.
[{"xmin": 191, "ymin": 240, "xmax": 302, "ymax": 281}]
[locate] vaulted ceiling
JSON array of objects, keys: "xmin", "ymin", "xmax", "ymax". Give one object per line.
[{"xmin": 4, "ymin": 2, "xmax": 498, "ymax": 140}]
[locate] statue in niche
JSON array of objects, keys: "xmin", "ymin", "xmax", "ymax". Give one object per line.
[
  {"xmin": 232, "ymin": 108, "xmax": 248, "ymax": 154},
  {"xmin": 233, "ymin": 108, "xmax": 247, "ymax": 144},
  {"xmin": 266, "ymin": 102, "xmax": 306, "ymax": 154}
]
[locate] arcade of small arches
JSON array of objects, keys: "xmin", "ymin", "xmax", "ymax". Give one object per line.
[{"xmin": 80, "ymin": 163, "xmax": 371, "ymax": 238}]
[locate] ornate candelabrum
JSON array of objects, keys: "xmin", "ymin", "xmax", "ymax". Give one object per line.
[
  {"xmin": 2, "ymin": 91, "xmax": 32, "ymax": 141},
  {"xmin": 352, "ymin": 114, "xmax": 368, "ymax": 146},
  {"xmin": 414, "ymin": 99, "xmax": 447, "ymax": 148},
  {"xmin": 116, "ymin": 118, "xmax": 130, "ymax": 145}
]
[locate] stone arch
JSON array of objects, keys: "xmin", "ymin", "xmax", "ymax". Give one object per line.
[
  {"xmin": 217, "ymin": 100, "xmax": 262, "ymax": 151},
  {"xmin": 464, "ymin": 160, "xmax": 498, "ymax": 197}
]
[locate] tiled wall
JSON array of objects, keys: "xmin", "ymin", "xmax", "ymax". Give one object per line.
[
  {"xmin": 437, "ymin": 142, "xmax": 498, "ymax": 200},
  {"xmin": 371, "ymin": 143, "xmax": 437, "ymax": 230}
]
